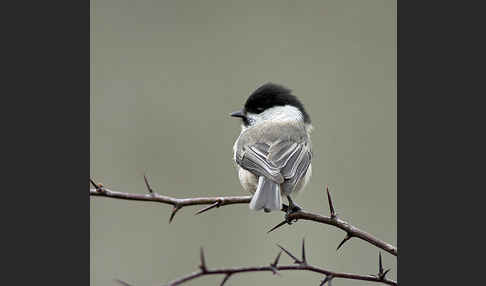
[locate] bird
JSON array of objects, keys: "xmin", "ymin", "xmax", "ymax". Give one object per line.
[{"xmin": 230, "ymin": 83, "xmax": 313, "ymax": 215}]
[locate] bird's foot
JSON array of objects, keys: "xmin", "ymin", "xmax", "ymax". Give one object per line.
[{"xmin": 284, "ymin": 196, "xmax": 302, "ymax": 224}]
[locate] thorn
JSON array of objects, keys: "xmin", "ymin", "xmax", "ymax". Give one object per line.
[
  {"xmin": 336, "ymin": 233, "xmax": 352, "ymax": 251},
  {"xmin": 90, "ymin": 178, "xmax": 104, "ymax": 191},
  {"xmin": 320, "ymin": 275, "xmax": 333, "ymax": 286},
  {"xmin": 383, "ymin": 268, "xmax": 391, "ymax": 278},
  {"xmin": 377, "ymin": 252, "xmax": 391, "ymax": 279},
  {"xmin": 114, "ymin": 279, "xmax": 133, "ymax": 286},
  {"xmin": 199, "ymin": 247, "xmax": 207, "ymax": 272},
  {"xmin": 219, "ymin": 273, "xmax": 231, "ymax": 286},
  {"xmin": 143, "ymin": 174, "xmax": 155, "ymax": 195},
  {"xmin": 326, "ymin": 185, "xmax": 336, "ymax": 219},
  {"xmin": 89, "ymin": 178, "xmax": 97, "ymax": 188},
  {"xmin": 194, "ymin": 201, "xmax": 221, "ymax": 215},
  {"xmin": 271, "ymin": 251, "xmax": 282, "ymax": 268},
  {"xmin": 169, "ymin": 206, "xmax": 181, "ymax": 224},
  {"xmin": 267, "ymin": 220, "xmax": 288, "ymax": 233},
  {"xmin": 301, "ymin": 238, "xmax": 307, "ymax": 264},
  {"xmin": 379, "ymin": 252, "xmax": 383, "ymax": 274},
  {"xmin": 269, "ymin": 250, "xmax": 283, "ymax": 274},
  {"xmin": 277, "ymin": 244, "xmax": 302, "ymax": 264}
]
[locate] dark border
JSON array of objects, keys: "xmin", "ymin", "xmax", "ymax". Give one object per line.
[
  {"xmin": 398, "ymin": 1, "xmax": 482, "ymax": 285},
  {"xmin": 3, "ymin": 1, "xmax": 88, "ymax": 284}
]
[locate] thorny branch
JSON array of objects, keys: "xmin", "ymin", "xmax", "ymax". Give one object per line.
[
  {"xmin": 116, "ymin": 239, "xmax": 396, "ymax": 286},
  {"xmin": 90, "ymin": 176, "xmax": 251, "ymax": 223},
  {"xmin": 90, "ymin": 177, "xmax": 397, "ymax": 256}
]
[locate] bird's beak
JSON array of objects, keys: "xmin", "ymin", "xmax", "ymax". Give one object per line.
[{"xmin": 230, "ymin": 110, "xmax": 246, "ymax": 119}]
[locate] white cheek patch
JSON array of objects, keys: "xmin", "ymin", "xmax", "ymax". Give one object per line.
[{"xmin": 249, "ymin": 105, "xmax": 304, "ymax": 125}]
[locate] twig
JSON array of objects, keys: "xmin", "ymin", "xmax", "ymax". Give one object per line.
[
  {"xmin": 89, "ymin": 176, "xmax": 251, "ymax": 223},
  {"xmin": 281, "ymin": 211, "xmax": 397, "ymax": 256},
  {"xmin": 268, "ymin": 187, "xmax": 397, "ymax": 256},
  {"xmin": 164, "ymin": 265, "xmax": 397, "ymax": 286},
  {"xmin": 161, "ymin": 241, "xmax": 397, "ymax": 286},
  {"xmin": 89, "ymin": 177, "xmax": 397, "ymax": 256},
  {"xmin": 89, "ymin": 187, "xmax": 250, "ymax": 210}
]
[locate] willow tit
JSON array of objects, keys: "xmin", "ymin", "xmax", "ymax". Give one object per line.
[{"xmin": 230, "ymin": 83, "xmax": 313, "ymax": 213}]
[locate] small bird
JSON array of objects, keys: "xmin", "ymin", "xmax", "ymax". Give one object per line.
[{"xmin": 230, "ymin": 83, "xmax": 313, "ymax": 214}]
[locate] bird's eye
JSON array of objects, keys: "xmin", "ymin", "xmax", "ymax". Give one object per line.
[{"xmin": 256, "ymin": 107, "xmax": 264, "ymax": 113}]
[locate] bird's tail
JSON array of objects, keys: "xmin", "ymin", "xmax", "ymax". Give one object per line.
[{"xmin": 249, "ymin": 176, "xmax": 282, "ymax": 212}]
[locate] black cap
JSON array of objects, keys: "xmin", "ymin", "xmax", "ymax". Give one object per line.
[{"xmin": 243, "ymin": 83, "xmax": 311, "ymax": 124}]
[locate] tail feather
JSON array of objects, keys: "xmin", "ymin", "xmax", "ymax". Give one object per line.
[{"xmin": 249, "ymin": 176, "xmax": 282, "ymax": 212}]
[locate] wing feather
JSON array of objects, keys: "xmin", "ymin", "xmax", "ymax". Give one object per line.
[
  {"xmin": 281, "ymin": 149, "xmax": 311, "ymax": 195},
  {"xmin": 236, "ymin": 138, "xmax": 311, "ymax": 189},
  {"xmin": 236, "ymin": 143, "xmax": 284, "ymax": 183}
]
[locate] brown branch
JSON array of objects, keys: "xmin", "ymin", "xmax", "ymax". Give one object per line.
[
  {"xmin": 280, "ymin": 211, "xmax": 397, "ymax": 256},
  {"xmin": 163, "ymin": 265, "xmax": 397, "ymax": 286},
  {"xmin": 89, "ymin": 176, "xmax": 251, "ymax": 223},
  {"xmin": 269, "ymin": 186, "xmax": 398, "ymax": 256},
  {"xmin": 89, "ymin": 177, "xmax": 397, "ymax": 256},
  {"xmin": 89, "ymin": 187, "xmax": 251, "ymax": 209},
  {"xmin": 156, "ymin": 241, "xmax": 396, "ymax": 286}
]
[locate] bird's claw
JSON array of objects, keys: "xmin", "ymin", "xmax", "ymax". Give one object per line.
[{"xmin": 284, "ymin": 196, "xmax": 302, "ymax": 224}]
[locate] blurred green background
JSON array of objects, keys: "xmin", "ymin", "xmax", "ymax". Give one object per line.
[{"xmin": 90, "ymin": 0, "xmax": 396, "ymax": 285}]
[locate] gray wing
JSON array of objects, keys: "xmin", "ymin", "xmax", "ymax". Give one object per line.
[
  {"xmin": 280, "ymin": 143, "xmax": 312, "ymax": 195},
  {"xmin": 236, "ymin": 139, "xmax": 312, "ymax": 189},
  {"xmin": 236, "ymin": 142, "xmax": 284, "ymax": 184}
]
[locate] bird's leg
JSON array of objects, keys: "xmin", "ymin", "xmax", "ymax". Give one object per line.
[
  {"xmin": 281, "ymin": 203, "xmax": 289, "ymax": 212},
  {"xmin": 287, "ymin": 195, "xmax": 302, "ymax": 212},
  {"xmin": 284, "ymin": 195, "xmax": 302, "ymax": 224}
]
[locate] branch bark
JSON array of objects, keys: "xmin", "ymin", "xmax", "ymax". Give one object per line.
[
  {"xmin": 163, "ymin": 264, "xmax": 397, "ymax": 286},
  {"xmin": 90, "ymin": 178, "xmax": 397, "ymax": 256},
  {"xmin": 89, "ymin": 187, "xmax": 251, "ymax": 222},
  {"xmin": 117, "ymin": 240, "xmax": 396, "ymax": 286},
  {"xmin": 285, "ymin": 210, "xmax": 397, "ymax": 256}
]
